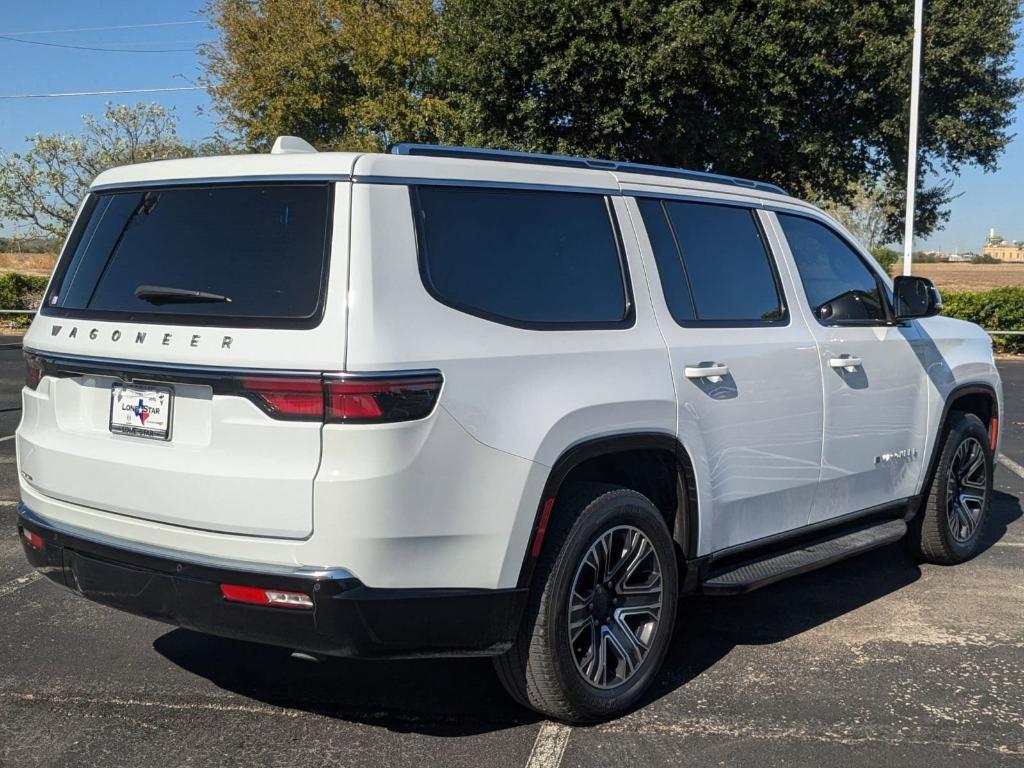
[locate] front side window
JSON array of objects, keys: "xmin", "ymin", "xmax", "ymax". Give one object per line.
[
  {"xmin": 412, "ymin": 186, "xmax": 631, "ymax": 328},
  {"xmin": 637, "ymin": 199, "xmax": 786, "ymax": 324},
  {"xmin": 777, "ymin": 214, "xmax": 888, "ymax": 324}
]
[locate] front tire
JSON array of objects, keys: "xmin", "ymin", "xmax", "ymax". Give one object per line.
[
  {"xmin": 909, "ymin": 411, "xmax": 993, "ymax": 564},
  {"xmin": 494, "ymin": 484, "xmax": 678, "ymax": 723}
]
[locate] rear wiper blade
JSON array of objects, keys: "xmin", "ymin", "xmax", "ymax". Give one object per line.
[{"xmin": 135, "ymin": 284, "xmax": 232, "ymax": 305}]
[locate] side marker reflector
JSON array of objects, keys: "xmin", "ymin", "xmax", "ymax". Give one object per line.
[{"xmin": 531, "ymin": 498, "xmax": 556, "ymax": 558}]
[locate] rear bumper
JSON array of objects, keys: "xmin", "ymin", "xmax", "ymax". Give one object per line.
[{"xmin": 17, "ymin": 504, "xmax": 526, "ymax": 659}]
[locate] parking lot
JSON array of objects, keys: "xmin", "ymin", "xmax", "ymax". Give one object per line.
[{"xmin": 1, "ymin": 344, "xmax": 1021, "ymax": 768}]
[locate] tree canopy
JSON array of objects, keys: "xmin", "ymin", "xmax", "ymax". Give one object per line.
[
  {"xmin": 0, "ymin": 103, "xmax": 200, "ymax": 242},
  {"xmin": 201, "ymin": 0, "xmax": 1021, "ymax": 240}
]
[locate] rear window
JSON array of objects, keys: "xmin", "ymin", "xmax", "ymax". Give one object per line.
[
  {"xmin": 45, "ymin": 183, "xmax": 333, "ymax": 327},
  {"xmin": 411, "ymin": 186, "xmax": 631, "ymax": 328}
]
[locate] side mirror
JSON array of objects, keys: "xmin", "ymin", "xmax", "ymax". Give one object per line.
[{"xmin": 893, "ymin": 275, "xmax": 942, "ymax": 320}]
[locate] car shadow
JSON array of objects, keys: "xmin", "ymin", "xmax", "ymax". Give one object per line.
[{"xmin": 154, "ymin": 490, "xmax": 1021, "ymax": 734}]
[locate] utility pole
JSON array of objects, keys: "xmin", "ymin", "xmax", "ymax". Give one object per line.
[{"xmin": 902, "ymin": 0, "xmax": 924, "ymax": 276}]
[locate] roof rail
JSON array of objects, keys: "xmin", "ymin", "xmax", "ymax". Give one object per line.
[{"xmin": 390, "ymin": 143, "xmax": 788, "ymax": 196}]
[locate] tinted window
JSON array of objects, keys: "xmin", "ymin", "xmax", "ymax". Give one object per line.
[
  {"xmin": 46, "ymin": 184, "xmax": 332, "ymax": 326},
  {"xmin": 642, "ymin": 200, "xmax": 784, "ymax": 324},
  {"xmin": 636, "ymin": 199, "xmax": 695, "ymax": 322},
  {"xmin": 413, "ymin": 186, "xmax": 629, "ymax": 326},
  {"xmin": 777, "ymin": 214, "xmax": 887, "ymax": 323}
]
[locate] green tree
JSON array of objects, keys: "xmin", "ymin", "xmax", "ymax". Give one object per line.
[
  {"xmin": 0, "ymin": 103, "xmax": 197, "ymax": 242},
  {"xmin": 870, "ymin": 246, "xmax": 901, "ymax": 272},
  {"xmin": 440, "ymin": 0, "xmax": 1022, "ymax": 240},
  {"xmin": 200, "ymin": 0, "xmax": 458, "ymax": 151}
]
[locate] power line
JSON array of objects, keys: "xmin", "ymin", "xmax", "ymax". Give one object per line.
[
  {"xmin": 0, "ymin": 34, "xmax": 195, "ymax": 53},
  {"xmin": 0, "ymin": 20, "xmax": 205, "ymax": 36},
  {"xmin": 0, "ymin": 86, "xmax": 204, "ymax": 100}
]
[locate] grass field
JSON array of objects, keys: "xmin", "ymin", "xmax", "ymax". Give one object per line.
[
  {"xmin": 0, "ymin": 252, "xmax": 56, "ymax": 276},
  {"xmin": 888, "ymin": 262, "xmax": 1024, "ymax": 292}
]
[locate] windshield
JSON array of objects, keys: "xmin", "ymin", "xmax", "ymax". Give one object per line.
[{"xmin": 44, "ymin": 183, "xmax": 333, "ymax": 327}]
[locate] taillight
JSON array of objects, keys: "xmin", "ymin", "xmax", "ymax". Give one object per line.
[
  {"xmin": 24, "ymin": 352, "xmax": 43, "ymax": 390},
  {"xmin": 325, "ymin": 374, "xmax": 443, "ymax": 423},
  {"xmin": 240, "ymin": 377, "xmax": 323, "ymax": 420},
  {"xmin": 238, "ymin": 372, "xmax": 442, "ymax": 423},
  {"xmin": 220, "ymin": 583, "xmax": 313, "ymax": 609}
]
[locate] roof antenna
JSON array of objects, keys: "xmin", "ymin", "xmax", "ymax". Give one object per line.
[{"xmin": 271, "ymin": 136, "xmax": 317, "ymax": 155}]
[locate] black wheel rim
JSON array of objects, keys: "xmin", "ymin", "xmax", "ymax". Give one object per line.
[
  {"xmin": 567, "ymin": 525, "xmax": 663, "ymax": 690},
  {"xmin": 945, "ymin": 436, "xmax": 988, "ymax": 543}
]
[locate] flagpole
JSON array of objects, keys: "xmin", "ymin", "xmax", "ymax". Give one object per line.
[{"xmin": 902, "ymin": 0, "xmax": 924, "ymax": 276}]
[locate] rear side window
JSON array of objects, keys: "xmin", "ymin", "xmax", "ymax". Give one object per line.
[
  {"xmin": 638, "ymin": 199, "xmax": 785, "ymax": 324},
  {"xmin": 46, "ymin": 183, "xmax": 332, "ymax": 328},
  {"xmin": 412, "ymin": 186, "xmax": 631, "ymax": 328},
  {"xmin": 777, "ymin": 214, "xmax": 888, "ymax": 324}
]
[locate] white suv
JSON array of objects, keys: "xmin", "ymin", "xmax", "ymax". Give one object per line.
[{"xmin": 17, "ymin": 140, "xmax": 1002, "ymax": 722}]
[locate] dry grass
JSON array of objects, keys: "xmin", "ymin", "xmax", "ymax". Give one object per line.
[
  {"xmin": 0, "ymin": 252, "xmax": 57, "ymax": 276},
  {"xmin": 888, "ymin": 262, "xmax": 1024, "ymax": 293}
]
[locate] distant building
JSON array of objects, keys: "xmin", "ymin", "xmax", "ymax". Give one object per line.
[
  {"xmin": 982, "ymin": 229, "xmax": 1024, "ymax": 262},
  {"xmin": 947, "ymin": 252, "xmax": 973, "ymax": 263}
]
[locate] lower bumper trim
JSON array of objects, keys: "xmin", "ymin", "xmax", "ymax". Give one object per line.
[{"xmin": 17, "ymin": 503, "xmax": 526, "ymax": 659}]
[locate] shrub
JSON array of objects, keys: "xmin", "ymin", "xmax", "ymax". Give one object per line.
[
  {"xmin": 871, "ymin": 246, "xmax": 901, "ymax": 272},
  {"xmin": 941, "ymin": 286, "xmax": 1024, "ymax": 354},
  {"xmin": 0, "ymin": 272, "xmax": 49, "ymax": 329}
]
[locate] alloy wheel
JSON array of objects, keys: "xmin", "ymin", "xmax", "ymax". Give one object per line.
[
  {"xmin": 945, "ymin": 436, "xmax": 988, "ymax": 543},
  {"xmin": 567, "ymin": 525, "xmax": 663, "ymax": 690}
]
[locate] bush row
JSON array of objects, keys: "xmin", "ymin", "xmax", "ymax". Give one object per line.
[
  {"xmin": 941, "ymin": 286, "xmax": 1024, "ymax": 354},
  {"xmin": 0, "ymin": 272, "xmax": 49, "ymax": 329}
]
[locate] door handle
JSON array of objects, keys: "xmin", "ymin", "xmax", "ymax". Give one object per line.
[
  {"xmin": 828, "ymin": 356, "xmax": 863, "ymax": 369},
  {"xmin": 684, "ymin": 363, "xmax": 730, "ymax": 379}
]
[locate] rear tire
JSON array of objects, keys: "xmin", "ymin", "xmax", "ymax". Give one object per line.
[
  {"xmin": 909, "ymin": 412, "xmax": 993, "ymax": 564},
  {"xmin": 494, "ymin": 483, "xmax": 678, "ymax": 723}
]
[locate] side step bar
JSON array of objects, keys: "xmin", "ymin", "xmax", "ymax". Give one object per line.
[{"xmin": 702, "ymin": 518, "xmax": 908, "ymax": 595}]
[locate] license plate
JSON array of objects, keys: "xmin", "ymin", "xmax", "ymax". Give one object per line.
[{"xmin": 109, "ymin": 383, "xmax": 173, "ymax": 440}]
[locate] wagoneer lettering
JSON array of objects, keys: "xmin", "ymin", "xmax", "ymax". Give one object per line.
[{"xmin": 15, "ymin": 140, "xmax": 1002, "ymax": 723}]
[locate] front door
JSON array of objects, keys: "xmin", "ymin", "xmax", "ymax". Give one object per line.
[
  {"xmin": 769, "ymin": 211, "xmax": 930, "ymax": 523},
  {"xmin": 627, "ymin": 196, "xmax": 824, "ymax": 553}
]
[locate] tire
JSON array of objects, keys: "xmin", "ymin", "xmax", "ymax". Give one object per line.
[
  {"xmin": 494, "ymin": 483, "xmax": 678, "ymax": 723},
  {"xmin": 909, "ymin": 411, "xmax": 994, "ymax": 564}
]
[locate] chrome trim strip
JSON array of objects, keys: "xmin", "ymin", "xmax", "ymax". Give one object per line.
[
  {"xmin": 18, "ymin": 503, "xmax": 356, "ymax": 580},
  {"xmin": 25, "ymin": 347, "xmax": 440, "ymax": 382},
  {"xmin": 90, "ymin": 174, "xmax": 350, "ymax": 192}
]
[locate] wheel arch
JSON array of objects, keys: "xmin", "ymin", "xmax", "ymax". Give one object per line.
[
  {"xmin": 516, "ymin": 432, "xmax": 699, "ymax": 589},
  {"xmin": 920, "ymin": 382, "xmax": 1000, "ymax": 497}
]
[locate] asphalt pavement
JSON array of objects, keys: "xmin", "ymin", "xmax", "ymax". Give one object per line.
[{"xmin": 0, "ymin": 344, "xmax": 1021, "ymax": 767}]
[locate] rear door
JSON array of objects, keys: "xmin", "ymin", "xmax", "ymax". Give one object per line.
[
  {"xmin": 768, "ymin": 211, "xmax": 930, "ymax": 522},
  {"xmin": 628, "ymin": 195, "xmax": 824, "ymax": 553},
  {"xmin": 19, "ymin": 181, "xmax": 347, "ymax": 539}
]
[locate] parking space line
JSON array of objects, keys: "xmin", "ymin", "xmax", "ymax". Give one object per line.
[
  {"xmin": 0, "ymin": 572, "xmax": 41, "ymax": 599},
  {"xmin": 525, "ymin": 722, "xmax": 571, "ymax": 768},
  {"xmin": 998, "ymin": 453, "xmax": 1024, "ymax": 480},
  {"xmin": 0, "ymin": 434, "xmax": 15, "ymax": 443}
]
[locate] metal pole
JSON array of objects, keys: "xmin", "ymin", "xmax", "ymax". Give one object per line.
[{"xmin": 902, "ymin": 0, "xmax": 924, "ymax": 276}]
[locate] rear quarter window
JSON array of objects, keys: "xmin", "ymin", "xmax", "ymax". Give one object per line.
[
  {"xmin": 45, "ymin": 183, "xmax": 333, "ymax": 328},
  {"xmin": 411, "ymin": 186, "xmax": 632, "ymax": 329}
]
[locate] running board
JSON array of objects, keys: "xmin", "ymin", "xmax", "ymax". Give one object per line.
[{"xmin": 701, "ymin": 518, "xmax": 908, "ymax": 595}]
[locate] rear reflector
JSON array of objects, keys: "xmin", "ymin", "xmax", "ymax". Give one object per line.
[
  {"xmin": 220, "ymin": 583, "xmax": 314, "ymax": 609},
  {"xmin": 990, "ymin": 417, "xmax": 999, "ymax": 452},
  {"xmin": 21, "ymin": 528, "xmax": 44, "ymax": 551},
  {"xmin": 239, "ymin": 372, "xmax": 442, "ymax": 423}
]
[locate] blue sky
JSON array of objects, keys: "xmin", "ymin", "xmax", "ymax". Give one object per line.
[{"xmin": 0, "ymin": 1, "xmax": 1020, "ymax": 251}]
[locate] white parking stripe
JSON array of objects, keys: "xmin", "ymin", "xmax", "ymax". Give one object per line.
[
  {"xmin": 0, "ymin": 434, "xmax": 15, "ymax": 443},
  {"xmin": 0, "ymin": 571, "xmax": 41, "ymax": 599},
  {"xmin": 998, "ymin": 453, "xmax": 1024, "ymax": 480},
  {"xmin": 525, "ymin": 722, "xmax": 571, "ymax": 768}
]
